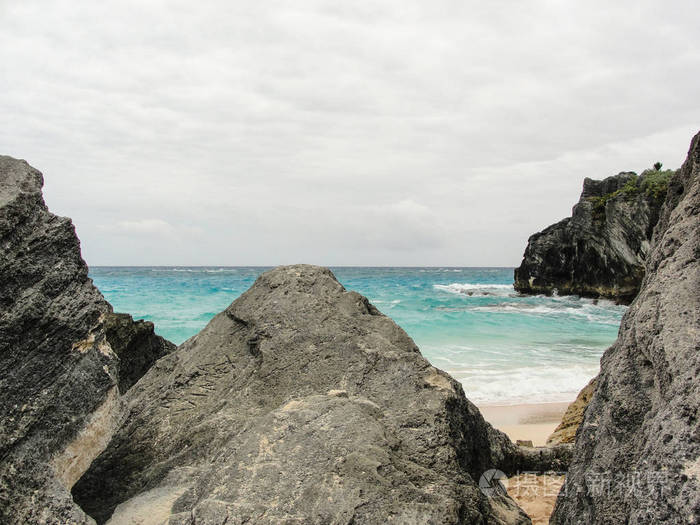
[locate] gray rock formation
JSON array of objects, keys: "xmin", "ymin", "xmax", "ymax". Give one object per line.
[
  {"xmin": 512, "ymin": 445, "xmax": 573, "ymax": 475},
  {"xmin": 514, "ymin": 169, "xmax": 673, "ymax": 303},
  {"xmin": 104, "ymin": 313, "xmax": 176, "ymax": 393},
  {"xmin": 74, "ymin": 265, "xmax": 531, "ymax": 524},
  {"xmin": 550, "ymin": 131, "xmax": 700, "ymax": 523},
  {"xmin": 0, "ymin": 156, "xmax": 173, "ymax": 524}
]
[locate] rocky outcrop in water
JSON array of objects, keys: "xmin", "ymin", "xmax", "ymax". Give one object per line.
[
  {"xmin": 74, "ymin": 265, "xmax": 532, "ymax": 524},
  {"xmin": 514, "ymin": 169, "xmax": 673, "ymax": 303},
  {"xmin": 551, "ymin": 132, "xmax": 700, "ymax": 523},
  {"xmin": 0, "ymin": 156, "xmax": 173, "ymax": 524},
  {"xmin": 546, "ymin": 378, "xmax": 597, "ymax": 446}
]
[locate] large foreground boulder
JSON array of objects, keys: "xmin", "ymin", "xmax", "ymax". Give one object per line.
[
  {"xmin": 74, "ymin": 265, "xmax": 530, "ymax": 524},
  {"xmin": 0, "ymin": 156, "xmax": 172, "ymax": 524},
  {"xmin": 551, "ymin": 132, "xmax": 700, "ymax": 523},
  {"xmin": 514, "ymin": 169, "xmax": 673, "ymax": 303}
]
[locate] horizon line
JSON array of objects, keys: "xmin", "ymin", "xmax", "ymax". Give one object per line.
[{"xmin": 89, "ymin": 264, "xmax": 518, "ymax": 269}]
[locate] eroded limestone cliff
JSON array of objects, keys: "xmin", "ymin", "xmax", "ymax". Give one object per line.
[
  {"xmin": 0, "ymin": 156, "xmax": 173, "ymax": 524},
  {"xmin": 551, "ymin": 132, "xmax": 700, "ymax": 523},
  {"xmin": 514, "ymin": 169, "xmax": 673, "ymax": 303}
]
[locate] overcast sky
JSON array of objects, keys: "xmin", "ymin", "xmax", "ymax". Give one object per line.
[{"xmin": 1, "ymin": 1, "xmax": 698, "ymax": 266}]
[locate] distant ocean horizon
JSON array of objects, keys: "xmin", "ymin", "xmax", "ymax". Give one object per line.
[{"xmin": 90, "ymin": 266, "xmax": 626, "ymax": 406}]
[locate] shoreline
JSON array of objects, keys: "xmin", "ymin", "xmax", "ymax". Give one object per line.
[{"xmin": 477, "ymin": 401, "xmax": 570, "ymax": 447}]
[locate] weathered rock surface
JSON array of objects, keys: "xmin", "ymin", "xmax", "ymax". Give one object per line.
[
  {"xmin": 512, "ymin": 445, "xmax": 573, "ymax": 475},
  {"xmin": 104, "ymin": 312, "xmax": 176, "ymax": 393},
  {"xmin": 74, "ymin": 264, "xmax": 532, "ymax": 524},
  {"xmin": 514, "ymin": 169, "xmax": 673, "ymax": 303},
  {"xmin": 0, "ymin": 156, "xmax": 173, "ymax": 524},
  {"xmin": 551, "ymin": 132, "xmax": 700, "ymax": 523},
  {"xmin": 545, "ymin": 378, "xmax": 597, "ymax": 446}
]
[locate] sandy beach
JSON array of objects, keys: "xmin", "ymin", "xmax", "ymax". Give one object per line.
[
  {"xmin": 504, "ymin": 473, "xmax": 566, "ymax": 524},
  {"xmin": 478, "ymin": 401, "xmax": 570, "ymax": 447},
  {"xmin": 479, "ymin": 402, "xmax": 571, "ymax": 523}
]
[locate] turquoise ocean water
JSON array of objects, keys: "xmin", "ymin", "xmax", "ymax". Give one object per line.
[{"xmin": 90, "ymin": 267, "xmax": 625, "ymax": 405}]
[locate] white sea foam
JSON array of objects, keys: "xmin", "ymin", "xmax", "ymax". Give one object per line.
[
  {"xmin": 450, "ymin": 364, "xmax": 600, "ymax": 405},
  {"xmin": 154, "ymin": 267, "xmax": 241, "ymax": 273},
  {"xmin": 433, "ymin": 282, "xmax": 625, "ymax": 323},
  {"xmin": 371, "ymin": 299, "xmax": 401, "ymax": 309},
  {"xmin": 468, "ymin": 302, "xmax": 624, "ymax": 325},
  {"xmin": 434, "ymin": 283, "xmax": 515, "ymax": 297}
]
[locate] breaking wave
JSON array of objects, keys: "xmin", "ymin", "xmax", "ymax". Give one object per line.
[
  {"xmin": 453, "ymin": 364, "xmax": 601, "ymax": 405},
  {"xmin": 434, "ymin": 283, "xmax": 515, "ymax": 297}
]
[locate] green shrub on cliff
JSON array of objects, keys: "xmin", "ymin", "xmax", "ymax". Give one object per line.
[
  {"xmin": 618, "ymin": 176, "xmax": 640, "ymax": 197},
  {"xmin": 640, "ymin": 168, "xmax": 674, "ymax": 200},
  {"xmin": 588, "ymin": 175, "xmax": 640, "ymax": 219},
  {"xmin": 588, "ymin": 169, "xmax": 674, "ymax": 221}
]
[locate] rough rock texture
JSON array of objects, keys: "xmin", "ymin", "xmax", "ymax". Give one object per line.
[
  {"xmin": 74, "ymin": 265, "xmax": 532, "ymax": 524},
  {"xmin": 0, "ymin": 156, "xmax": 173, "ymax": 524},
  {"xmin": 513, "ymin": 445, "xmax": 573, "ymax": 474},
  {"xmin": 514, "ymin": 170, "xmax": 670, "ymax": 303},
  {"xmin": 0, "ymin": 156, "xmax": 116, "ymax": 524},
  {"xmin": 104, "ymin": 313, "xmax": 175, "ymax": 393},
  {"xmin": 545, "ymin": 378, "xmax": 597, "ymax": 446},
  {"xmin": 551, "ymin": 132, "xmax": 700, "ymax": 523}
]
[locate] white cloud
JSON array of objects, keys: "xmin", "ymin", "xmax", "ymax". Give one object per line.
[
  {"xmin": 0, "ymin": 1, "xmax": 698, "ymax": 265},
  {"xmin": 103, "ymin": 219, "xmax": 177, "ymax": 236}
]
